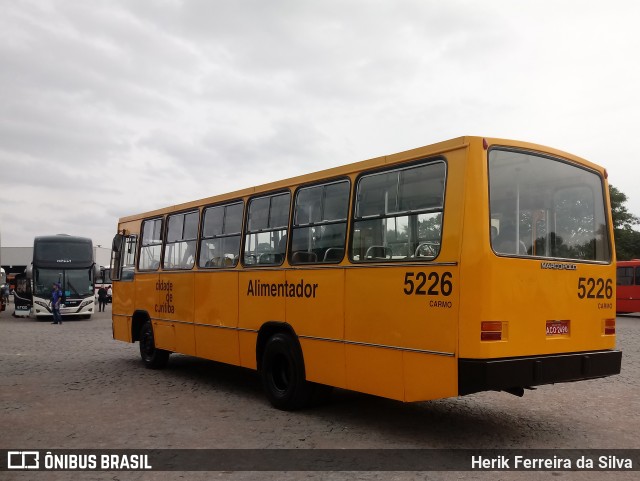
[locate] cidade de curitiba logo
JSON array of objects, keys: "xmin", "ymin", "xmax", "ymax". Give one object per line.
[{"xmin": 5, "ymin": 451, "xmax": 152, "ymax": 471}]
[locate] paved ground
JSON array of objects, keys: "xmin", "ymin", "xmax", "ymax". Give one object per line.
[{"xmin": 0, "ymin": 302, "xmax": 638, "ymax": 480}]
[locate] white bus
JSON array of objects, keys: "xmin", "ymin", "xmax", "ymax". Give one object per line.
[
  {"xmin": 28, "ymin": 235, "xmax": 99, "ymax": 320},
  {"xmin": 94, "ymin": 267, "xmax": 113, "ymax": 303}
]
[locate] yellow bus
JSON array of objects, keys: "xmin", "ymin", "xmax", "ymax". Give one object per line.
[{"xmin": 110, "ymin": 136, "xmax": 621, "ymax": 410}]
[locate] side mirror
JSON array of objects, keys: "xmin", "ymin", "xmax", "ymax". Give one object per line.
[
  {"xmin": 112, "ymin": 233, "xmax": 124, "ymax": 253},
  {"xmin": 26, "ymin": 264, "xmax": 33, "ymax": 280}
]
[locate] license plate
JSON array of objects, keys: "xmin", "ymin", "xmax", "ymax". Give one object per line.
[{"xmin": 546, "ymin": 320, "xmax": 570, "ymax": 336}]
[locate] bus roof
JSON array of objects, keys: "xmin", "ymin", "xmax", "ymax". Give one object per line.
[
  {"xmin": 118, "ymin": 135, "xmax": 603, "ymax": 223},
  {"xmin": 617, "ymin": 260, "xmax": 640, "ymax": 266},
  {"xmin": 34, "ymin": 234, "xmax": 93, "ymax": 244}
]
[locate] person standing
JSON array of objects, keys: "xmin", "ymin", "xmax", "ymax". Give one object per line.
[
  {"xmin": 97, "ymin": 286, "xmax": 107, "ymax": 312},
  {"xmin": 2, "ymin": 284, "xmax": 9, "ymax": 305},
  {"xmin": 51, "ymin": 283, "xmax": 63, "ymax": 325}
]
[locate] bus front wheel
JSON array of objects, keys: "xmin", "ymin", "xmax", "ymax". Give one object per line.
[
  {"xmin": 139, "ymin": 321, "xmax": 170, "ymax": 369},
  {"xmin": 261, "ymin": 332, "xmax": 313, "ymax": 411}
]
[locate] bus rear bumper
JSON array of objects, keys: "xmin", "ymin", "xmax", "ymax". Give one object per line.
[{"xmin": 458, "ymin": 350, "xmax": 622, "ymax": 396}]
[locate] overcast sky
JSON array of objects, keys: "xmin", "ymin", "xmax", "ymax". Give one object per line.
[{"xmin": 2, "ymin": 0, "xmax": 639, "ymax": 249}]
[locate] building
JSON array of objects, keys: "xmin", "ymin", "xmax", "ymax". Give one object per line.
[{"xmin": 0, "ymin": 246, "xmax": 111, "ymax": 286}]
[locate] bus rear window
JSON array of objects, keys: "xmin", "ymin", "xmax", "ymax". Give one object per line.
[{"xmin": 489, "ymin": 149, "xmax": 610, "ymax": 262}]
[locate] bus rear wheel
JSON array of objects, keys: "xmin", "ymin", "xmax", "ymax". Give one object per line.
[
  {"xmin": 261, "ymin": 332, "xmax": 314, "ymax": 411},
  {"xmin": 139, "ymin": 321, "xmax": 170, "ymax": 369}
]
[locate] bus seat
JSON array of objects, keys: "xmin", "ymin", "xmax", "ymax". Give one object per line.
[
  {"xmin": 415, "ymin": 242, "xmax": 439, "ymax": 258},
  {"xmin": 323, "ymin": 248, "xmax": 344, "ymax": 262},
  {"xmin": 365, "ymin": 246, "xmax": 392, "ymax": 260},
  {"xmin": 291, "ymin": 251, "xmax": 318, "ymax": 264}
]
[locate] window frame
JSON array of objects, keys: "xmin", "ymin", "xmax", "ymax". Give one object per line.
[
  {"xmin": 111, "ymin": 234, "xmax": 138, "ymax": 281},
  {"xmin": 138, "ymin": 217, "xmax": 164, "ymax": 271},
  {"xmin": 162, "ymin": 209, "xmax": 200, "ymax": 270},
  {"xmin": 289, "ymin": 177, "xmax": 351, "ymax": 265},
  {"xmin": 242, "ymin": 190, "xmax": 292, "ymax": 267},
  {"xmin": 198, "ymin": 200, "xmax": 244, "ymax": 269},
  {"xmin": 488, "ymin": 147, "xmax": 612, "ymax": 263},
  {"xmin": 349, "ymin": 158, "xmax": 447, "ymax": 263}
]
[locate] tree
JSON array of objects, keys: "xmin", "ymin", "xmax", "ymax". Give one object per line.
[
  {"xmin": 609, "ymin": 184, "xmax": 640, "ymax": 260},
  {"xmin": 610, "ymin": 185, "xmax": 639, "ymax": 230}
]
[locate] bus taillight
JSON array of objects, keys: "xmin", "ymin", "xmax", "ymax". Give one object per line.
[
  {"xmin": 481, "ymin": 321, "xmax": 503, "ymax": 341},
  {"xmin": 604, "ymin": 319, "xmax": 616, "ymax": 336}
]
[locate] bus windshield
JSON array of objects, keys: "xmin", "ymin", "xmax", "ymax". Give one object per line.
[
  {"xmin": 34, "ymin": 267, "xmax": 94, "ymax": 299},
  {"xmin": 489, "ymin": 149, "xmax": 610, "ymax": 262}
]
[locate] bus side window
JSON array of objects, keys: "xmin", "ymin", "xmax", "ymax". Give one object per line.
[
  {"xmin": 199, "ymin": 202, "xmax": 243, "ymax": 269},
  {"xmin": 139, "ymin": 218, "xmax": 163, "ymax": 271},
  {"xmin": 244, "ymin": 192, "xmax": 291, "ymax": 266},
  {"xmin": 164, "ymin": 210, "xmax": 198, "ymax": 270},
  {"xmin": 617, "ymin": 267, "xmax": 633, "ymax": 286},
  {"xmin": 351, "ymin": 160, "xmax": 445, "ymax": 262},
  {"xmin": 111, "ymin": 234, "xmax": 137, "ymax": 281},
  {"xmin": 290, "ymin": 180, "xmax": 349, "ymax": 265}
]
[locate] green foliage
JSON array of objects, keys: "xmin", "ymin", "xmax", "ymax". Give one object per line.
[
  {"xmin": 610, "ymin": 185, "xmax": 639, "ymax": 230},
  {"xmin": 610, "ymin": 185, "xmax": 640, "ymax": 260}
]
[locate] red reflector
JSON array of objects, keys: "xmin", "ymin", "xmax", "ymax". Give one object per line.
[
  {"xmin": 481, "ymin": 321, "xmax": 502, "ymax": 332},
  {"xmin": 481, "ymin": 321, "xmax": 502, "ymax": 341},
  {"xmin": 604, "ymin": 319, "xmax": 615, "ymax": 335},
  {"xmin": 481, "ymin": 332, "xmax": 502, "ymax": 341},
  {"xmin": 483, "ymin": 138, "xmax": 489, "ymax": 150}
]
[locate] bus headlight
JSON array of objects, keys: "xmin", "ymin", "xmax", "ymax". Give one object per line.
[
  {"xmin": 79, "ymin": 299, "xmax": 93, "ymax": 309},
  {"xmin": 35, "ymin": 300, "xmax": 50, "ymax": 311}
]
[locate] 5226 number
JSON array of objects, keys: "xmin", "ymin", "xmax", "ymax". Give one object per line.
[
  {"xmin": 577, "ymin": 277, "xmax": 613, "ymax": 299},
  {"xmin": 403, "ymin": 271, "xmax": 453, "ymax": 296}
]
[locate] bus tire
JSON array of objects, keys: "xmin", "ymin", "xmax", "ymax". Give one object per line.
[
  {"xmin": 261, "ymin": 332, "xmax": 313, "ymax": 411},
  {"xmin": 139, "ymin": 321, "xmax": 170, "ymax": 369}
]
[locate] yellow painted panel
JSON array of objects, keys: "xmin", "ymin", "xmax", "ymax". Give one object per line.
[
  {"xmin": 152, "ymin": 320, "xmax": 175, "ymax": 351},
  {"xmin": 154, "ymin": 273, "xmax": 194, "ymax": 323},
  {"xmin": 300, "ymin": 338, "xmax": 346, "ymax": 389},
  {"xmin": 238, "ymin": 330, "xmax": 258, "ymax": 369},
  {"xmin": 458, "ymin": 255, "xmax": 617, "ymax": 359},
  {"xmin": 457, "ymin": 138, "xmax": 617, "ymax": 360},
  {"xmin": 345, "ymin": 267, "xmax": 458, "ymax": 354},
  {"xmin": 403, "ymin": 353, "xmax": 457, "ymax": 401},
  {"xmin": 194, "ymin": 272, "xmax": 239, "ymax": 327},
  {"xmin": 238, "ymin": 271, "xmax": 286, "ymax": 330},
  {"xmin": 135, "ymin": 273, "xmax": 158, "ymax": 316},
  {"xmin": 195, "ymin": 325, "xmax": 240, "ymax": 365},
  {"xmin": 112, "ymin": 281, "xmax": 135, "ymax": 317},
  {"xmin": 285, "ymin": 269, "xmax": 344, "ymax": 339},
  {"xmin": 174, "ymin": 322, "xmax": 195, "ymax": 356},
  {"xmin": 345, "ymin": 344, "xmax": 403, "ymax": 401},
  {"xmin": 112, "ymin": 314, "xmax": 132, "ymax": 342}
]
